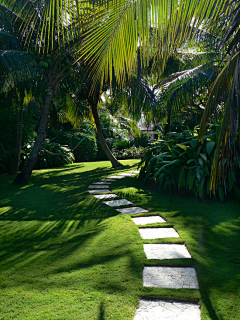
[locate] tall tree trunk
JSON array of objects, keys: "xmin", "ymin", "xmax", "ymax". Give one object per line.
[
  {"xmin": 90, "ymin": 101, "xmax": 122, "ymax": 168},
  {"xmin": 10, "ymin": 102, "xmax": 24, "ymax": 175},
  {"xmin": 13, "ymin": 87, "xmax": 53, "ymax": 185}
]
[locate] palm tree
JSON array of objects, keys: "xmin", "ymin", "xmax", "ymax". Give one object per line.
[
  {"xmin": 198, "ymin": 1, "xmax": 240, "ymax": 193},
  {"xmin": 1, "ymin": 0, "xmax": 229, "ymax": 184},
  {"xmin": 0, "ymin": 0, "xmax": 86, "ymax": 184}
]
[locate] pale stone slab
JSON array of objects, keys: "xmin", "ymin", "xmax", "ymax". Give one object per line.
[
  {"xmin": 131, "ymin": 216, "xmax": 166, "ymax": 225},
  {"xmin": 139, "ymin": 228, "xmax": 179, "ymax": 239},
  {"xmin": 93, "ymin": 194, "xmax": 118, "ymax": 199},
  {"xmin": 129, "ymin": 170, "xmax": 140, "ymax": 174},
  {"xmin": 88, "ymin": 189, "xmax": 111, "ymax": 194},
  {"xmin": 134, "ymin": 299, "xmax": 201, "ymax": 320},
  {"xmin": 118, "ymin": 172, "xmax": 136, "ymax": 176},
  {"xmin": 108, "ymin": 175, "xmax": 125, "ymax": 179},
  {"xmin": 92, "ymin": 181, "xmax": 112, "ymax": 185},
  {"xmin": 116, "ymin": 207, "xmax": 149, "ymax": 214},
  {"xmin": 103, "ymin": 199, "xmax": 133, "ymax": 207},
  {"xmin": 100, "ymin": 178, "xmax": 116, "ymax": 182},
  {"xmin": 88, "ymin": 185, "xmax": 110, "ymax": 189},
  {"xmin": 143, "ymin": 244, "xmax": 191, "ymax": 260},
  {"xmin": 143, "ymin": 267, "xmax": 199, "ymax": 289}
]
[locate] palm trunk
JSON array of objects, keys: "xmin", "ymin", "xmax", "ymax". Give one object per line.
[
  {"xmin": 10, "ymin": 103, "xmax": 24, "ymax": 175},
  {"xmin": 13, "ymin": 87, "xmax": 53, "ymax": 185},
  {"xmin": 91, "ymin": 102, "xmax": 122, "ymax": 168}
]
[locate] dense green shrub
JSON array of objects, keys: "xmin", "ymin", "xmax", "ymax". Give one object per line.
[
  {"xmin": 133, "ymin": 133, "xmax": 149, "ymax": 148},
  {"xmin": 56, "ymin": 130, "xmax": 97, "ymax": 162},
  {"xmin": 21, "ymin": 140, "xmax": 75, "ymax": 169},
  {"xmin": 139, "ymin": 126, "xmax": 239, "ymax": 201},
  {"xmin": 113, "ymin": 146, "xmax": 145, "ymax": 160}
]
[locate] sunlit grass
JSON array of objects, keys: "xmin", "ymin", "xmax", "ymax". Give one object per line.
[
  {"xmin": 0, "ymin": 159, "xmax": 239, "ymax": 320},
  {"xmin": 112, "ymin": 178, "xmax": 240, "ymax": 320}
]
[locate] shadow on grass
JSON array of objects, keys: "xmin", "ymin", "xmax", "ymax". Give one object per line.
[
  {"xmin": 110, "ymin": 176, "xmax": 240, "ymax": 319},
  {"xmin": 98, "ymin": 302, "xmax": 105, "ymax": 320},
  {"xmin": 0, "ymin": 164, "xmax": 137, "ymax": 222},
  {"xmin": 0, "ymin": 162, "xmax": 143, "ymax": 306}
]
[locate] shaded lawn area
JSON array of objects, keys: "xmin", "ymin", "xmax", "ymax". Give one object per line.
[
  {"xmin": 0, "ymin": 160, "xmax": 144, "ymax": 320},
  {"xmin": 113, "ymin": 180, "xmax": 240, "ymax": 320},
  {"xmin": 0, "ymin": 160, "xmax": 239, "ymax": 320}
]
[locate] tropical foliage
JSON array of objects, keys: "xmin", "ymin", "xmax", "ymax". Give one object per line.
[
  {"xmin": 139, "ymin": 125, "xmax": 240, "ymax": 201},
  {"xmin": 21, "ymin": 140, "xmax": 75, "ymax": 169}
]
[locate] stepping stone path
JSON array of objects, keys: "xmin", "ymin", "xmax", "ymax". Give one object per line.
[
  {"xmin": 134, "ymin": 300, "xmax": 201, "ymax": 320},
  {"xmin": 88, "ymin": 189, "xmax": 111, "ymax": 194},
  {"xmin": 131, "ymin": 216, "xmax": 166, "ymax": 225},
  {"xmin": 88, "ymin": 184, "xmax": 110, "ymax": 189},
  {"xmin": 93, "ymin": 194, "xmax": 118, "ymax": 199},
  {"xmin": 143, "ymin": 244, "xmax": 191, "ymax": 260},
  {"xmin": 138, "ymin": 227, "xmax": 179, "ymax": 239},
  {"xmin": 116, "ymin": 207, "xmax": 149, "ymax": 214},
  {"xmin": 103, "ymin": 199, "xmax": 133, "ymax": 207},
  {"xmin": 88, "ymin": 170, "xmax": 201, "ymax": 319}
]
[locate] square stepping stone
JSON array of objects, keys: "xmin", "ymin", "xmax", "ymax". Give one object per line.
[
  {"xmin": 118, "ymin": 172, "xmax": 136, "ymax": 176},
  {"xmin": 92, "ymin": 181, "xmax": 112, "ymax": 185},
  {"xmin": 100, "ymin": 178, "xmax": 116, "ymax": 182},
  {"xmin": 108, "ymin": 175, "xmax": 125, "ymax": 179},
  {"xmin": 131, "ymin": 216, "xmax": 166, "ymax": 225},
  {"xmin": 88, "ymin": 185, "xmax": 110, "ymax": 189},
  {"xmin": 116, "ymin": 207, "xmax": 149, "ymax": 214},
  {"xmin": 143, "ymin": 266, "xmax": 199, "ymax": 289},
  {"xmin": 88, "ymin": 189, "xmax": 111, "ymax": 194},
  {"xmin": 134, "ymin": 299, "xmax": 201, "ymax": 320},
  {"xmin": 143, "ymin": 244, "xmax": 191, "ymax": 260},
  {"xmin": 138, "ymin": 228, "xmax": 179, "ymax": 239},
  {"xmin": 93, "ymin": 194, "xmax": 118, "ymax": 199},
  {"xmin": 103, "ymin": 199, "xmax": 133, "ymax": 207}
]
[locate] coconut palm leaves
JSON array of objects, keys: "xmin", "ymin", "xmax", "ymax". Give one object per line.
[
  {"xmin": 1, "ymin": 0, "xmax": 85, "ymax": 51},
  {"xmin": 198, "ymin": 2, "xmax": 240, "ymax": 194},
  {"xmin": 79, "ymin": 0, "xmax": 228, "ymax": 92},
  {"xmin": 153, "ymin": 63, "xmax": 217, "ymax": 129}
]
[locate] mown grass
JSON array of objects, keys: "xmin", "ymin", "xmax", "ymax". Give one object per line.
[
  {"xmin": 0, "ymin": 160, "xmax": 143, "ymax": 320},
  {"xmin": 0, "ymin": 160, "xmax": 239, "ymax": 320},
  {"xmin": 112, "ymin": 179, "xmax": 240, "ymax": 320}
]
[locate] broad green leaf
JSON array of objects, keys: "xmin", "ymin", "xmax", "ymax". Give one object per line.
[
  {"xmin": 198, "ymin": 158, "xmax": 204, "ymax": 166},
  {"xmin": 200, "ymin": 153, "xmax": 207, "ymax": 161},
  {"xmin": 206, "ymin": 141, "xmax": 215, "ymax": 155},
  {"xmin": 190, "ymin": 139, "xmax": 197, "ymax": 149}
]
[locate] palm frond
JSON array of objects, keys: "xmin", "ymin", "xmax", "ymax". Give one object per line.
[
  {"xmin": 199, "ymin": 52, "xmax": 239, "ymax": 141},
  {"xmin": 78, "ymin": 0, "xmax": 228, "ymax": 92},
  {"xmin": 154, "ymin": 63, "xmax": 217, "ymax": 122},
  {"xmin": 0, "ymin": 50, "xmax": 38, "ymax": 91}
]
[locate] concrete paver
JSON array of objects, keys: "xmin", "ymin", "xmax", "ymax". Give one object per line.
[
  {"xmin": 88, "ymin": 189, "xmax": 111, "ymax": 194},
  {"xmin": 108, "ymin": 175, "xmax": 125, "ymax": 179},
  {"xmin": 131, "ymin": 216, "xmax": 166, "ymax": 225},
  {"xmin": 88, "ymin": 185, "xmax": 110, "ymax": 189},
  {"xmin": 143, "ymin": 266, "xmax": 199, "ymax": 289},
  {"xmin": 93, "ymin": 194, "xmax": 118, "ymax": 199},
  {"xmin": 143, "ymin": 244, "xmax": 191, "ymax": 260},
  {"xmin": 103, "ymin": 199, "xmax": 133, "ymax": 207},
  {"xmin": 92, "ymin": 181, "xmax": 112, "ymax": 185},
  {"xmin": 139, "ymin": 228, "xmax": 179, "ymax": 239},
  {"xmin": 134, "ymin": 299, "xmax": 201, "ymax": 320},
  {"xmin": 116, "ymin": 207, "xmax": 149, "ymax": 214}
]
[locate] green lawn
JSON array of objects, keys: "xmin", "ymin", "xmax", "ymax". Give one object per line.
[{"xmin": 0, "ymin": 160, "xmax": 239, "ymax": 319}]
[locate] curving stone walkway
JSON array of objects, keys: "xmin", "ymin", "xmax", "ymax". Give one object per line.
[{"xmin": 88, "ymin": 170, "xmax": 201, "ymax": 320}]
